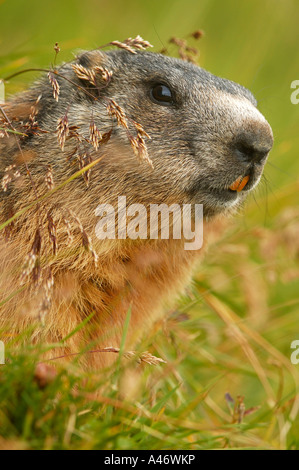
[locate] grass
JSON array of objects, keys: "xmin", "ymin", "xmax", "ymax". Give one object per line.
[{"xmin": 0, "ymin": 0, "xmax": 299, "ymax": 451}]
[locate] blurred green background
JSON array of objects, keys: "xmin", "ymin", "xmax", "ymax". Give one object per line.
[{"xmin": 1, "ymin": 0, "xmax": 299, "ymax": 450}]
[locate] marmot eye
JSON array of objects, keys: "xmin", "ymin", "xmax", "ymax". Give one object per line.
[{"xmin": 150, "ymin": 84, "xmax": 173, "ymax": 105}]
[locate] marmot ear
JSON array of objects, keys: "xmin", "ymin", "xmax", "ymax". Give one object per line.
[{"xmin": 77, "ymin": 49, "xmax": 108, "ymax": 70}]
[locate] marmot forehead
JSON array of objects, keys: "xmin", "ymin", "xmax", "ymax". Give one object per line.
[{"xmin": 78, "ymin": 49, "xmax": 257, "ymax": 106}]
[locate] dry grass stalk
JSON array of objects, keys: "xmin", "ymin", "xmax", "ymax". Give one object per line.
[
  {"xmin": 77, "ymin": 152, "xmax": 92, "ymax": 186},
  {"xmin": 169, "ymin": 34, "xmax": 201, "ymax": 64},
  {"xmin": 94, "ymin": 66, "xmax": 113, "ymax": 83},
  {"xmin": 138, "ymin": 351, "xmax": 166, "ymax": 365},
  {"xmin": 72, "ymin": 64, "xmax": 97, "ymax": 87},
  {"xmin": 67, "ymin": 209, "xmax": 98, "ymax": 267},
  {"xmin": 133, "ymin": 120, "xmax": 150, "ymax": 140},
  {"xmin": 53, "ymin": 42, "xmax": 60, "ymax": 66},
  {"xmin": 20, "ymin": 228, "xmax": 42, "ymax": 285},
  {"xmin": 39, "ymin": 266, "xmax": 54, "ymax": 322},
  {"xmin": 17, "ymin": 97, "xmax": 44, "ymax": 138},
  {"xmin": 20, "ymin": 253, "xmax": 37, "ymax": 285},
  {"xmin": 0, "ymin": 126, "xmax": 9, "ymax": 138},
  {"xmin": 101, "ymin": 347, "xmax": 166, "ymax": 365},
  {"xmin": 45, "ymin": 164, "xmax": 54, "ymax": 190},
  {"xmin": 72, "ymin": 64, "xmax": 113, "ymax": 92},
  {"xmin": 1, "ymin": 164, "xmax": 21, "ymax": 192},
  {"xmin": 89, "ymin": 121, "xmax": 102, "ymax": 151},
  {"xmin": 56, "ymin": 112, "xmax": 69, "ymax": 150},
  {"xmin": 61, "ymin": 215, "xmax": 73, "ymax": 244},
  {"xmin": 110, "ymin": 35, "xmax": 153, "ymax": 54},
  {"xmin": 225, "ymin": 393, "xmax": 260, "ymax": 424},
  {"xmin": 82, "ymin": 228, "xmax": 98, "ymax": 267},
  {"xmin": 106, "ymin": 99, "xmax": 128, "ymax": 129},
  {"xmin": 39, "ymin": 346, "xmax": 166, "ymax": 367},
  {"xmin": 128, "ymin": 134, "xmax": 153, "ymax": 168},
  {"xmin": 47, "ymin": 211, "xmax": 58, "ymax": 256},
  {"xmin": 100, "ymin": 130, "xmax": 112, "ymax": 145},
  {"xmin": 48, "ymin": 72, "xmax": 60, "ymax": 102},
  {"xmin": 191, "ymin": 30, "xmax": 204, "ymax": 40}
]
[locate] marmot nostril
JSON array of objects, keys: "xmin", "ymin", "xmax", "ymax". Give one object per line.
[
  {"xmin": 235, "ymin": 142, "xmax": 269, "ymax": 164},
  {"xmin": 234, "ymin": 126, "xmax": 273, "ymax": 164}
]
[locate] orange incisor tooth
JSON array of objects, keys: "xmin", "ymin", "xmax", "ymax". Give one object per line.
[{"xmin": 229, "ymin": 175, "xmax": 250, "ymax": 192}]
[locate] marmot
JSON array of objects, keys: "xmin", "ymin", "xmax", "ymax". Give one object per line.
[{"xmin": 0, "ymin": 45, "xmax": 273, "ymax": 369}]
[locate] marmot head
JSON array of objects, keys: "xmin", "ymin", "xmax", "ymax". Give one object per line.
[
  {"xmin": 73, "ymin": 49, "xmax": 273, "ymax": 216},
  {"xmin": 3, "ymin": 49, "xmax": 273, "ymax": 219}
]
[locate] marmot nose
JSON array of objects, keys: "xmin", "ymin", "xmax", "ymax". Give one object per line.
[{"xmin": 234, "ymin": 124, "xmax": 273, "ymax": 164}]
